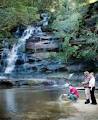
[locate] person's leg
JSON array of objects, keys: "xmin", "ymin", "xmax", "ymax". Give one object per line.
[
  {"xmin": 68, "ymin": 94, "xmax": 77, "ymax": 101},
  {"xmin": 68, "ymin": 94, "xmax": 73, "ymax": 100},
  {"xmin": 90, "ymin": 87, "xmax": 97, "ymax": 104},
  {"xmin": 85, "ymin": 88, "xmax": 90, "ymax": 104},
  {"xmin": 73, "ymin": 95, "xmax": 77, "ymax": 101}
]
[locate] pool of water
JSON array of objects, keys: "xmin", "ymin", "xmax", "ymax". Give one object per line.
[
  {"xmin": 0, "ymin": 87, "xmax": 75, "ymax": 120},
  {"xmin": 0, "ymin": 86, "xmax": 97, "ymax": 120}
]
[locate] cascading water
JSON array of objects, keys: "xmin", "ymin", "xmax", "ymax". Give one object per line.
[
  {"xmin": 4, "ymin": 12, "xmax": 65, "ymax": 78},
  {"xmin": 5, "ymin": 26, "xmax": 35, "ymax": 74},
  {"xmin": 40, "ymin": 13, "xmax": 50, "ymax": 26},
  {"xmin": 4, "ymin": 13, "xmax": 50, "ymax": 75}
]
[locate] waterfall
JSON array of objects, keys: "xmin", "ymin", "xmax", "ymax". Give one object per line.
[
  {"xmin": 5, "ymin": 26, "xmax": 35, "ymax": 74},
  {"xmin": 4, "ymin": 13, "xmax": 52, "ymax": 75},
  {"xmin": 40, "ymin": 13, "xmax": 49, "ymax": 27}
]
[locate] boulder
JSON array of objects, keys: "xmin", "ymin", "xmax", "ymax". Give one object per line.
[{"xmin": 0, "ymin": 80, "xmax": 14, "ymax": 88}]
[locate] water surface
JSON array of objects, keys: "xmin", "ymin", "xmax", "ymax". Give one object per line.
[{"xmin": 0, "ymin": 87, "xmax": 74, "ymax": 120}]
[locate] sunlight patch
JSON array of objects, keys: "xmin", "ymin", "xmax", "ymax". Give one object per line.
[{"xmin": 89, "ymin": 0, "xmax": 98, "ymax": 4}]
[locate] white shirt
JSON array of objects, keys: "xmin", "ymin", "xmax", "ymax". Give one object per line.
[{"xmin": 89, "ymin": 76, "xmax": 95, "ymax": 88}]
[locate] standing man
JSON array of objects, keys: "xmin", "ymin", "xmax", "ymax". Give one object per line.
[
  {"xmin": 82, "ymin": 71, "xmax": 90, "ymax": 104},
  {"xmin": 89, "ymin": 72, "xmax": 97, "ymax": 105}
]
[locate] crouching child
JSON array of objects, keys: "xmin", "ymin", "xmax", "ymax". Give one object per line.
[{"xmin": 67, "ymin": 83, "xmax": 79, "ymax": 102}]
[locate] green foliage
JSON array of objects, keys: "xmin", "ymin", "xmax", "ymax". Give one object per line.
[
  {"xmin": 52, "ymin": 0, "xmax": 98, "ymax": 62},
  {"xmin": 57, "ymin": 35, "xmax": 79, "ymax": 63},
  {"xmin": 78, "ymin": 49, "xmax": 96, "ymax": 60},
  {"xmin": 76, "ymin": 30, "xmax": 98, "ymax": 60},
  {"xmin": 62, "ymin": 46, "xmax": 79, "ymax": 63},
  {"xmin": 51, "ymin": 0, "xmax": 83, "ymax": 62},
  {"xmin": 0, "ymin": 0, "xmax": 98, "ymax": 62},
  {"xmin": 0, "ymin": 5, "xmax": 39, "ymax": 31},
  {"xmin": 53, "ymin": 12, "xmax": 82, "ymax": 34},
  {"xmin": 0, "ymin": 0, "xmax": 60, "ymax": 38},
  {"xmin": 57, "ymin": 46, "xmax": 78, "ymax": 63}
]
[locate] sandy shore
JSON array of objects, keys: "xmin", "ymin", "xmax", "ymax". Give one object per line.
[{"xmin": 59, "ymin": 99, "xmax": 98, "ymax": 120}]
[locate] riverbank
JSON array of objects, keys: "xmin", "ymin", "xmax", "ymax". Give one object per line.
[{"xmin": 62, "ymin": 99, "xmax": 98, "ymax": 120}]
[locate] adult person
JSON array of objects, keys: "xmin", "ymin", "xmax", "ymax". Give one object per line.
[
  {"xmin": 89, "ymin": 72, "xmax": 97, "ymax": 105},
  {"xmin": 82, "ymin": 71, "xmax": 90, "ymax": 104}
]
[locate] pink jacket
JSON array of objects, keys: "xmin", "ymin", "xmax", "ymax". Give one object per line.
[{"xmin": 69, "ymin": 86, "xmax": 79, "ymax": 98}]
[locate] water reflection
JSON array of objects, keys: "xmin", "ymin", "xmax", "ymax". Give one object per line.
[
  {"xmin": 0, "ymin": 88, "xmax": 75, "ymax": 120},
  {"xmin": 4, "ymin": 89, "xmax": 17, "ymax": 112}
]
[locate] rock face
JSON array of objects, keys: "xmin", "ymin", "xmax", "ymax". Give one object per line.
[
  {"xmin": 23, "ymin": 30, "xmax": 65, "ymax": 73},
  {"xmin": 0, "ymin": 12, "xmax": 66, "ymax": 74},
  {"xmin": 26, "ymin": 36, "xmax": 60, "ymax": 52},
  {"xmin": 66, "ymin": 60, "xmax": 96, "ymax": 72},
  {"xmin": 1, "ymin": 10, "xmax": 98, "ymax": 76}
]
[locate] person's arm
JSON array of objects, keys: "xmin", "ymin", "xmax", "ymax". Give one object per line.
[
  {"xmin": 82, "ymin": 80, "xmax": 89, "ymax": 85},
  {"xmin": 70, "ymin": 87, "xmax": 76, "ymax": 95},
  {"xmin": 82, "ymin": 78, "xmax": 90, "ymax": 85}
]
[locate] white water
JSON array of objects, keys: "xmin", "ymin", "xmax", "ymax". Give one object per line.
[
  {"xmin": 58, "ymin": 94, "xmax": 67, "ymax": 101},
  {"xmin": 5, "ymin": 26, "xmax": 35, "ymax": 74},
  {"xmin": 68, "ymin": 73, "xmax": 74, "ymax": 79},
  {"xmin": 41, "ymin": 13, "xmax": 49, "ymax": 26}
]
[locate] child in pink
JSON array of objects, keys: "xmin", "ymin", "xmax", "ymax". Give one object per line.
[{"xmin": 68, "ymin": 84, "xmax": 79, "ymax": 101}]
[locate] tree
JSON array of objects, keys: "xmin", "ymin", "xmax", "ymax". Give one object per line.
[
  {"xmin": 52, "ymin": 0, "xmax": 98, "ymax": 62},
  {"xmin": 52, "ymin": 0, "xmax": 83, "ymax": 62}
]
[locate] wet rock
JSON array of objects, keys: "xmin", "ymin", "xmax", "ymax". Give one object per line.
[
  {"xmin": 93, "ymin": 2, "xmax": 98, "ymax": 11},
  {"xmin": 15, "ymin": 81, "xmax": 21, "ymax": 86},
  {"xmin": 66, "ymin": 64, "xmax": 84, "ymax": 72},
  {"xmin": 40, "ymin": 67, "xmax": 48, "ymax": 72},
  {"xmin": 23, "ymin": 63, "xmax": 32, "ymax": 69},
  {"xmin": 66, "ymin": 60, "xmax": 95, "ymax": 72},
  {"xmin": 11, "ymin": 25, "xmax": 26, "ymax": 38},
  {"xmin": 15, "ymin": 59, "xmax": 24, "ymax": 65},
  {"xmin": 0, "ymin": 80, "xmax": 14, "ymax": 88},
  {"xmin": 27, "ymin": 58, "xmax": 35, "ymax": 63},
  {"xmin": 32, "ymin": 66, "xmax": 37, "ymax": 71},
  {"xmin": 85, "ymin": 16, "xmax": 97, "ymax": 28},
  {"xmin": 26, "ymin": 38, "xmax": 59, "ymax": 51},
  {"xmin": 94, "ymin": 73, "xmax": 98, "ymax": 82},
  {"xmin": 41, "ymin": 80, "xmax": 56, "ymax": 86},
  {"xmin": 47, "ymin": 64, "xmax": 66, "ymax": 71}
]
